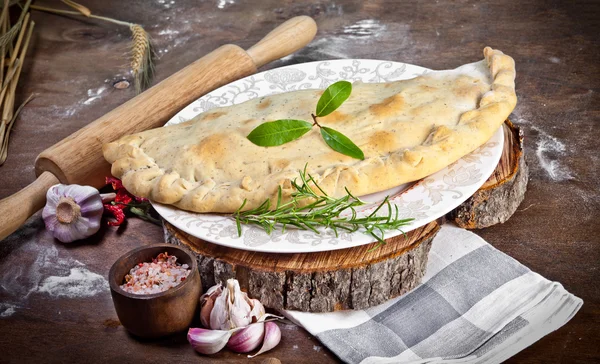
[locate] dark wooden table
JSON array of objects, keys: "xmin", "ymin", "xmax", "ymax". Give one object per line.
[{"xmin": 1, "ymin": 0, "xmax": 598, "ymax": 363}]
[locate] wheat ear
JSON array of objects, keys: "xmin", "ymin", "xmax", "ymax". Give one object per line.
[
  {"xmin": 130, "ymin": 24, "xmax": 154, "ymax": 94},
  {"xmin": 31, "ymin": 2, "xmax": 155, "ymax": 93}
]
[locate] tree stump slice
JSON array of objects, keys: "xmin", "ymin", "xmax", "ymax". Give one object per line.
[
  {"xmin": 163, "ymin": 221, "xmax": 440, "ymax": 313},
  {"xmin": 162, "ymin": 120, "xmax": 525, "ymax": 313},
  {"xmin": 447, "ymin": 120, "xmax": 528, "ymax": 229}
]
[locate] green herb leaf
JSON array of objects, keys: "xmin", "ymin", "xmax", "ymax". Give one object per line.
[
  {"xmin": 247, "ymin": 119, "xmax": 313, "ymax": 147},
  {"xmin": 316, "ymin": 80, "xmax": 352, "ymax": 117},
  {"xmin": 232, "ymin": 166, "xmax": 414, "ymax": 249},
  {"xmin": 320, "ymin": 127, "xmax": 365, "ymax": 160}
]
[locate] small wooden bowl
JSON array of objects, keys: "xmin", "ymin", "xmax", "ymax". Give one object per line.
[{"xmin": 109, "ymin": 244, "xmax": 201, "ymax": 338}]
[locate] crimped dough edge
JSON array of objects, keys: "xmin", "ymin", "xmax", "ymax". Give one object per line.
[{"xmin": 103, "ymin": 47, "xmax": 517, "ymax": 213}]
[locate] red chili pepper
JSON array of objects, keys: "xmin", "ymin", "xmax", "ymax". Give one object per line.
[
  {"xmin": 106, "ymin": 176, "xmax": 124, "ymax": 191},
  {"xmin": 134, "ymin": 195, "xmax": 149, "ymax": 203},
  {"xmin": 106, "ymin": 177, "xmax": 148, "ymax": 204},
  {"xmin": 104, "ymin": 176, "xmax": 153, "ymax": 225},
  {"xmin": 115, "ymin": 188, "xmax": 133, "ymax": 207},
  {"xmin": 104, "ymin": 204, "xmax": 126, "ymax": 226}
]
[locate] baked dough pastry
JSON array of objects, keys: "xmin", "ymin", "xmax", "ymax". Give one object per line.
[{"xmin": 103, "ymin": 47, "xmax": 516, "ymax": 213}]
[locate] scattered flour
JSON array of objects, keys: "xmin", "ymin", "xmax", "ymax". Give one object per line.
[
  {"xmin": 37, "ymin": 267, "xmax": 109, "ymax": 299},
  {"xmin": 343, "ymin": 19, "xmax": 387, "ymax": 38},
  {"xmin": 320, "ymin": 2, "xmax": 344, "ymax": 16},
  {"xmin": 533, "ymin": 126, "xmax": 574, "ymax": 181},
  {"xmin": 83, "ymin": 86, "xmax": 108, "ymax": 105},
  {"xmin": 42, "ymin": 76, "xmax": 117, "ymax": 119},
  {"xmin": 549, "ymin": 57, "xmax": 561, "ymax": 64},
  {"xmin": 158, "ymin": 28, "xmax": 179, "ymax": 36},
  {"xmin": 48, "ymin": 105, "xmax": 79, "ymax": 118},
  {"xmin": 217, "ymin": 0, "xmax": 235, "ymax": 9},
  {"xmin": 313, "ymin": 345, "xmax": 322, "ymax": 352},
  {"xmin": 306, "ymin": 37, "xmax": 353, "ymax": 58},
  {"xmin": 509, "ymin": 109, "xmax": 574, "ymax": 182},
  {"xmin": 0, "ymin": 303, "xmax": 18, "ymax": 318},
  {"xmin": 0, "ymin": 235, "xmax": 109, "ymax": 316},
  {"xmin": 157, "ymin": 0, "xmax": 175, "ymax": 9},
  {"xmin": 275, "ymin": 21, "xmax": 415, "ymax": 70},
  {"xmin": 157, "ymin": 28, "xmax": 181, "ymax": 54},
  {"xmin": 304, "ymin": 22, "xmax": 410, "ymax": 60},
  {"xmin": 152, "ymin": 13, "xmax": 194, "ymax": 58},
  {"xmin": 293, "ymin": 344, "xmax": 299, "ymax": 350}
]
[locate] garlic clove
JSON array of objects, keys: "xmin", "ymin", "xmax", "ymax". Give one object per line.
[
  {"xmin": 200, "ymin": 297, "xmax": 215, "ymax": 329},
  {"xmin": 228, "ymin": 279, "xmax": 253, "ymax": 328},
  {"xmin": 187, "ymin": 328, "xmax": 233, "ymax": 355},
  {"xmin": 210, "ymin": 284, "xmax": 231, "ymax": 330},
  {"xmin": 201, "ymin": 283, "xmax": 223, "ymax": 300},
  {"xmin": 249, "ymin": 298, "xmax": 266, "ymax": 323},
  {"xmin": 248, "ymin": 321, "xmax": 281, "ymax": 358},
  {"xmin": 200, "ymin": 284, "xmax": 223, "ymax": 329},
  {"xmin": 227, "ymin": 322, "xmax": 265, "ymax": 353}
]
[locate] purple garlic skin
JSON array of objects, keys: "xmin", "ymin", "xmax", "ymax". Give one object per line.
[
  {"xmin": 42, "ymin": 184, "xmax": 104, "ymax": 243},
  {"xmin": 227, "ymin": 322, "xmax": 265, "ymax": 353},
  {"xmin": 191, "ymin": 279, "xmax": 281, "ymax": 356},
  {"xmin": 187, "ymin": 328, "xmax": 232, "ymax": 355},
  {"xmin": 200, "ymin": 284, "xmax": 223, "ymax": 329},
  {"xmin": 249, "ymin": 321, "xmax": 281, "ymax": 358}
]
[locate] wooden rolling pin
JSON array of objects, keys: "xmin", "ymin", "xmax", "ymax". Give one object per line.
[{"xmin": 0, "ymin": 16, "xmax": 317, "ymax": 241}]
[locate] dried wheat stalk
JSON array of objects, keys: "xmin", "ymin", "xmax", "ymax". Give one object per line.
[
  {"xmin": 0, "ymin": 0, "xmax": 34, "ymax": 166},
  {"xmin": 31, "ymin": 1, "xmax": 155, "ymax": 94},
  {"xmin": 129, "ymin": 24, "xmax": 154, "ymax": 93},
  {"xmin": 1, "ymin": 0, "xmax": 156, "ymax": 165}
]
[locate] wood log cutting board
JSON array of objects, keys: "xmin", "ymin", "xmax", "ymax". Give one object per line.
[{"xmin": 164, "ymin": 120, "xmax": 528, "ymax": 312}]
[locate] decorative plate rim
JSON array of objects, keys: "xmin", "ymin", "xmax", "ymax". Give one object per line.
[{"xmin": 152, "ymin": 59, "xmax": 503, "ymax": 253}]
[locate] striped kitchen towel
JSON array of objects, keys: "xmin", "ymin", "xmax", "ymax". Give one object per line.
[{"xmin": 284, "ymin": 224, "xmax": 582, "ymax": 364}]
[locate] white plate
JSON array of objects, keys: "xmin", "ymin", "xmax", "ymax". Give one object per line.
[{"xmin": 153, "ymin": 59, "xmax": 503, "ymax": 253}]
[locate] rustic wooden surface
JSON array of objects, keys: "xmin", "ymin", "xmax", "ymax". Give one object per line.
[
  {"xmin": 165, "ymin": 221, "xmax": 439, "ymax": 312},
  {"xmin": 0, "ymin": 0, "xmax": 598, "ymax": 363}
]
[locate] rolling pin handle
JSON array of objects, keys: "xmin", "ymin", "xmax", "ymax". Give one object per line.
[
  {"xmin": 1, "ymin": 16, "xmax": 318, "ymax": 242},
  {"xmin": 0, "ymin": 171, "xmax": 59, "ymax": 241},
  {"xmin": 246, "ymin": 15, "xmax": 317, "ymax": 68}
]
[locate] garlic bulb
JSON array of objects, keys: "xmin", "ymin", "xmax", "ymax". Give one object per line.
[
  {"xmin": 42, "ymin": 184, "xmax": 104, "ymax": 243},
  {"xmin": 200, "ymin": 279, "xmax": 265, "ymax": 330},
  {"xmin": 191, "ymin": 279, "xmax": 283, "ymax": 356}
]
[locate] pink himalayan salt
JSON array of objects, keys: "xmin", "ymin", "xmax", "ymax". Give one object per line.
[{"xmin": 120, "ymin": 252, "xmax": 190, "ymax": 295}]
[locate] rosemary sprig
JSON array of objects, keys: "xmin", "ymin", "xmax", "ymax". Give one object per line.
[{"xmin": 233, "ymin": 167, "xmax": 414, "ymax": 246}]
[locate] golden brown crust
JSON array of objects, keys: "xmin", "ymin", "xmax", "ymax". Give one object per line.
[{"xmin": 103, "ymin": 47, "xmax": 517, "ymax": 213}]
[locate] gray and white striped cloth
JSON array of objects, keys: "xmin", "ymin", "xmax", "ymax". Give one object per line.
[{"xmin": 284, "ymin": 224, "xmax": 582, "ymax": 364}]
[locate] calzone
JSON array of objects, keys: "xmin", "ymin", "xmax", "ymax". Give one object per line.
[{"xmin": 103, "ymin": 47, "xmax": 516, "ymax": 213}]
